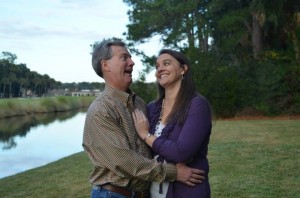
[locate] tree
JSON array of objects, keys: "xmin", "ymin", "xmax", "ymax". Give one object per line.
[
  {"xmin": 1, "ymin": 52, "xmax": 17, "ymax": 64},
  {"xmin": 121, "ymin": 0, "xmax": 300, "ymax": 116},
  {"xmin": 8, "ymin": 73, "xmax": 17, "ymax": 98},
  {"xmin": 1, "ymin": 77, "xmax": 9, "ymax": 98},
  {"xmin": 124, "ymin": 0, "xmax": 212, "ymax": 52}
]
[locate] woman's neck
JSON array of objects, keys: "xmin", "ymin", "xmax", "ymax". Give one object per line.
[{"xmin": 164, "ymin": 86, "xmax": 179, "ymax": 107}]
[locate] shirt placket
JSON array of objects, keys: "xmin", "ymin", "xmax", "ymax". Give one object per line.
[{"xmin": 127, "ymin": 95, "xmax": 134, "ymax": 112}]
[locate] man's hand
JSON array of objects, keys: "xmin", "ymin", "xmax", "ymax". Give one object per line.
[{"xmin": 176, "ymin": 163, "xmax": 205, "ymax": 186}]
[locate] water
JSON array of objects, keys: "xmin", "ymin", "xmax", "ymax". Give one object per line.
[{"xmin": 0, "ymin": 111, "xmax": 86, "ymax": 179}]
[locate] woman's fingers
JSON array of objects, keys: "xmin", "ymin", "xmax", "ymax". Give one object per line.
[{"xmin": 133, "ymin": 109, "xmax": 146, "ymax": 121}]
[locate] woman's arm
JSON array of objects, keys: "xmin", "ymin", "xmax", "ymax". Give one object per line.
[{"xmin": 152, "ymin": 96, "xmax": 212, "ymax": 163}]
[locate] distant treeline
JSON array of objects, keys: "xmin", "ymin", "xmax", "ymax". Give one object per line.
[{"xmin": 0, "ymin": 52, "xmax": 105, "ymax": 98}]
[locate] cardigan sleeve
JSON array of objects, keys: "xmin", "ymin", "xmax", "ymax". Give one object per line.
[{"xmin": 152, "ymin": 96, "xmax": 212, "ymax": 163}]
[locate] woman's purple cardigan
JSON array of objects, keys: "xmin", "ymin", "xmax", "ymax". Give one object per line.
[{"xmin": 147, "ymin": 94, "xmax": 212, "ymax": 198}]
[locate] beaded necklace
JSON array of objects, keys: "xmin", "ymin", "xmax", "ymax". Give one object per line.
[{"xmin": 159, "ymin": 98, "xmax": 165, "ymax": 121}]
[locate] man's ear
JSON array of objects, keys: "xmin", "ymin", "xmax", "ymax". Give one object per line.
[{"xmin": 101, "ymin": 60, "xmax": 110, "ymax": 73}]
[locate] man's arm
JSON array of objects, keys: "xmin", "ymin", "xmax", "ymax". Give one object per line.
[
  {"xmin": 176, "ymin": 163, "xmax": 205, "ymax": 186},
  {"xmin": 83, "ymin": 110, "xmax": 176, "ymax": 183},
  {"xmin": 83, "ymin": 108, "xmax": 205, "ymax": 186}
]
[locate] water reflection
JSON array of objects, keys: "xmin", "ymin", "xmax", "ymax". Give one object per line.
[
  {"xmin": 0, "ymin": 110, "xmax": 82, "ymax": 150},
  {"xmin": 0, "ymin": 110, "xmax": 86, "ymax": 179}
]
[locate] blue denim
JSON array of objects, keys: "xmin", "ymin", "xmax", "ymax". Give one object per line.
[{"xmin": 91, "ymin": 185, "xmax": 128, "ymax": 198}]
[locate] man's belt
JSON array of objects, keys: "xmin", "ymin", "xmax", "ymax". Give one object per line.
[{"xmin": 101, "ymin": 184, "xmax": 150, "ymax": 198}]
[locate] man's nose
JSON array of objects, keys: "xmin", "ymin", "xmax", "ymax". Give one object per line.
[{"xmin": 129, "ymin": 58, "xmax": 135, "ymax": 66}]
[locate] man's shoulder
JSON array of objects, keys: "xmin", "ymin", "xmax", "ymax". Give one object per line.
[{"xmin": 87, "ymin": 94, "xmax": 115, "ymax": 113}]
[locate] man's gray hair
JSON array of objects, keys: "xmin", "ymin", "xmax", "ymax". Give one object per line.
[{"xmin": 91, "ymin": 39, "xmax": 126, "ymax": 78}]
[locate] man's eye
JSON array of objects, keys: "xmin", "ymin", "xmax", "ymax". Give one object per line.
[{"xmin": 121, "ymin": 55, "xmax": 129, "ymax": 60}]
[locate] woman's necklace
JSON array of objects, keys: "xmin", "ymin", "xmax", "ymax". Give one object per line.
[{"xmin": 159, "ymin": 98, "xmax": 165, "ymax": 121}]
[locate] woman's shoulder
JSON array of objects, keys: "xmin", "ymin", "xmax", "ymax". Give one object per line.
[
  {"xmin": 147, "ymin": 100, "xmax": 158, "ymax": 110},
  {"xmin": 192, "ymin": 93, "xmax": 210, "ymax": 103},
  {"xmin": 189, "ymin": 94, "xmax": 212, "ymax": 110}
]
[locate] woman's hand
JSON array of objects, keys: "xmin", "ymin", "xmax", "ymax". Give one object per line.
[{"xmin": 132, "ymin": 109, "xmax": 150, "ymax": 140}]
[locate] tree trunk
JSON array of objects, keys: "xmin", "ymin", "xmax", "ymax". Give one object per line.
[
  {"xmin": 9, "ymin": 82, "xmax": 12, "ymax": 98},
  {"xmin": 3, "ymin": 84, "xmax": 6, "ymax": 98},
  {"xmin": 184, "ymin": 12, "xmax": 195, "ymax": 50},
  {"xmin": 19, "ymin": 84, "xmax": 23, "ymax": 97},
  {"xmin": 292, "ymin": 12, "xmax": 300, "ymax": 66},
  {"xmin": 252, "ymin": 12, "xmax": 264, "ymax": 59},
  {"xmin": 203, "ymin": 30, "xmax": 209, "ymax": 52},
  {"xmin": 291, "ymin": 32, "xmax": 300, "ymax": 66}
]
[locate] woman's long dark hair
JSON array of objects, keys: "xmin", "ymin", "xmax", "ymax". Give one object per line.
[{"xmin": 157, "ymin": 49, "xmax": 196, "ymax": 126}]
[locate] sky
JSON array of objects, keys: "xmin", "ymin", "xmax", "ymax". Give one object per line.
[{"xmin": 0, "ymin": 0, "xmax": 161, "ymax": 83}]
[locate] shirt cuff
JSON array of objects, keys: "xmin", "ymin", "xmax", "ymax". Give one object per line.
[{"xmin": 163, "ymin": 163, "xmax": 177, "ymax": 182}]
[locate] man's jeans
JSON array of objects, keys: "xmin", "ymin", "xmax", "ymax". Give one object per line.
[{"xmin": 91, "ymin": 185, "xmax": 127, "ymax": 198}]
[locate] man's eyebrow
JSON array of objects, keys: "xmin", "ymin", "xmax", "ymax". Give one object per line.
[{"xmin": 121, "ymin": 53, "xmax": 131, "ymax": 57}]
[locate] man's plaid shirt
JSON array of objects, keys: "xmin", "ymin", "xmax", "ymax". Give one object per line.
[{"xmin": 82, "ymin": 84, "xmax": 176, "ymax": 192}]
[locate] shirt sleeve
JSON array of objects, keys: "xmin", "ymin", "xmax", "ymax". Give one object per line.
[
  {"xmin": 152, "ymin": 96, "xmax": 212, "ymax": 163},
  {"xmin": 83, "ymin": 107, "xmax": 176, "ymax": 183}
]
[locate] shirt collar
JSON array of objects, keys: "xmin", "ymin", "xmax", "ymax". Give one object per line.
[{"xmin": 104, "ymin": 83, "xmax": 135, "ymax": 107}]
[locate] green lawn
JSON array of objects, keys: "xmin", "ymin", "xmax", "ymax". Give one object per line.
[
  {"xmin": 209, "ymin": 119, "xmax": 299, "ymax": 197},
  {"xmin": 0, "ymin": 119, "xmax": 299, "ymax": 197}
]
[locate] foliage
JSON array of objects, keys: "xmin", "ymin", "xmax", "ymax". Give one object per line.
[
  {"xmin": 254, "ymin": 52, "xmax": 300, "ymax": 115},
  {"xmin": 0, "ymin": 96, "xmax": 94, "ymax": 119},
  {"xmin": 0, "ymin": 52, "xmax": 105, "ymax": 98},
  {"xmin": 131, "ymin": 81, "xmax": 157, "ymax": 104},
  {"xmin": 2, "ymin": 0, "xmax": 300, "ymax": 117},
  {"xmin": 121, "ymin": 0, "xmax": 300, "ymax": 117}
]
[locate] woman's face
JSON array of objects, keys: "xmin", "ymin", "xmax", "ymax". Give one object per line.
[{"xmin": 155, "ymin": 53, "xmax": 185, "ymax": 88}]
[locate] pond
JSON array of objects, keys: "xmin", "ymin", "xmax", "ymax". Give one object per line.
[{"xmin": 0, "ymin": 110, "xmax": 86, "ymax": 179}]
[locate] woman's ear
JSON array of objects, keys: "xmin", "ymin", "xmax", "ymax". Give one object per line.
[{"xmin": 181, "ymin": 64, "xmax": 188, "ymax": 75}]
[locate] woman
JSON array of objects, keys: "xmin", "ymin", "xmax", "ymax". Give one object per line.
[{"xmin": 132, "ymin": 49, "xmax": 212, "ymax": 198}]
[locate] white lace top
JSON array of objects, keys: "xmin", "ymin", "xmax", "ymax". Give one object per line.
[{"xmin": 150, "ymin": 121, "xmax": 169, "ymax": 198}]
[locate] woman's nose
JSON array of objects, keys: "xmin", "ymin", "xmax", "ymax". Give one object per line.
[{"xmin": 157, "ymin": 65, "xmax": 163, "ymax": 72}]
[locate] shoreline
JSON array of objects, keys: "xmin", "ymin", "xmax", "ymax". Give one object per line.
[{"xmin": 0, "ymin": 96, "xmax": 94, "ymax": 119}]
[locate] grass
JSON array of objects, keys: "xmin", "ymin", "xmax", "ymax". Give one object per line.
[
  {"xmin": 0, "ymin": 96, "xmax": 95, "ymax": 118},
  {"xmin": 0, "ymin": 152, "xmax": 92, "ymax": 198},
  {"xmin": 209, "ymin": 119, "xmax": 299, "ymax": 197},
  {"xmin": 0, "ymin": 119, "xmax": 299, "ymax": 197}
]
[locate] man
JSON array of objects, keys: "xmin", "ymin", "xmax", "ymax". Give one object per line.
[{"xmin": 83, "ymin": 39, "xmax": 204, "ymax": 198}]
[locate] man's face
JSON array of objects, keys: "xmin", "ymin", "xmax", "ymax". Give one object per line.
[{"xmin": 104, "ymin": 45, "xmax": 135, "ymax": 91}]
